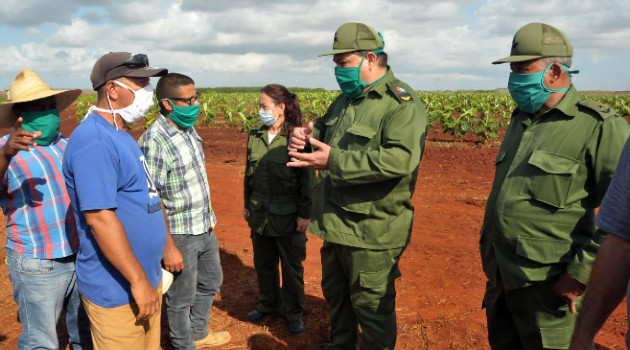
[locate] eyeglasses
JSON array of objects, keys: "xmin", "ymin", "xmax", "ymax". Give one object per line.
[
  {"xmin": 106, "ymin": 53, "xmax": 149, "ymax": 74},
  {"xmin": 169, "ymin": 92, "xmax": 201, "ymax": 106}
]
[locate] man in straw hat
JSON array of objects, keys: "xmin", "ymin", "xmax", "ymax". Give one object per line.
[
  {"xmin": 480, "ymin": 22, "xmax": 630, "ymax": 349},
  {"xmin": 287, "ymin": 22, "xmax": 427, "ymax": 349},
  {"xmin": 0, "ymin": 69, "xmax": 92, "ymax": 349},
  {"xmin": 62, "ymin": 52, "xmax": 168, "ymax": 349}
]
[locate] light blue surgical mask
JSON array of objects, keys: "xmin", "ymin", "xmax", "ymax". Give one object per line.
[
  {"xmin": 259, "ymin": 104, "xmax": 279, "ymax": 126},
  {"xmin": 508, "ymin": 63, "xmax": 572, "ymax": 114}
]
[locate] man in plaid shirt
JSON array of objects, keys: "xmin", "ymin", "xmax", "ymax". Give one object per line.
[
  {"xmin": 0, "ymin": 69, "xmax": 92, "ymax": 349},
  {"xmin": 139, "ymin": 73, "xmax": 230, "ymax": 349}
]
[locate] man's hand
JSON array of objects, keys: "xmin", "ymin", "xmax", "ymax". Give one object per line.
[
  {"xmin": 287, "ymin": 122, "xmax": 314, "ymax": 152},
  {"xmin": 287, "ymin": 138, "xmax": 330, "ymax": 169},
  {"xmin": 130, "ymin": 278, "xmax": 161, "ymax": 321},
  {"xmin": 296, "ymin": 216, "xmax": 310, "ymax": 232},
  {"xmin": 162, "ymin": 238, "xmax": 184, "ymax": 273},
  {"xmin": 555, "ymin": 272, "xmax": 586, "ymax": 314},
  {"xmin": 1, "ymin": 117, "xmax": 41, "ymax": 159}
]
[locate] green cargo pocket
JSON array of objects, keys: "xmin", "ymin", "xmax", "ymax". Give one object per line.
[
  {"xmin": 523, "ymin": 150, "xmax": 579, "ymax": 209},
  {"xmin": 540, "ymin": 326, "xmax": 574, "ymax": 349},
  {"xmin": 516, "ymin": 236, "xmax": 572, "ymax": 264},
  {"xmin": 353, "ymin": 267, "xmax": 401, "ymax": 312},
  {"xmin": 347, "ymin": 124, "xmax": 377, "ymax": 150},
  {"xmin": 328, "ymin": 191, "xmax": 371, "ymax": 215}
]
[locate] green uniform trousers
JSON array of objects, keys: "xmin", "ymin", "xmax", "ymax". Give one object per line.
[
  {"xmin": 484, "ymin": 278, "xmax": 582, "ymax": 350},
  {"xmin": 251, "ymin": 231, "xmax": 306, "ymax": 321},
  {"xmin": 321, "ymin": 241, "xmax": 403, "ymax": 350}
]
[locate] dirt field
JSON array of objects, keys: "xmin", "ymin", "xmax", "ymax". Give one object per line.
[{"xmin": 0, "ymin": 106, "xmax": 627, "ymax": 349}]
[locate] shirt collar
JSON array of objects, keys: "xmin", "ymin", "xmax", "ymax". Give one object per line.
[
  {"xmin": 365, "ymin": 67, "xmax": 394, "ymax": 99},
  {"xmin": 549, "ymin": 85, "xmax": 579, "ymax": 118},
  {"xmin": 157, "ymin": 114, "xmax": 200, "ymax": 140}
]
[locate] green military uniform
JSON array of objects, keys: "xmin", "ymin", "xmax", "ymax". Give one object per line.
[
  {"xmin": 244, "ymin": 126, "xmax": 314, "ymax": 321},
  {"xmin": 310, "ymin": 67, "xmax": 427, "ymax": 349},
  {"xmin": 480, "ymin": 86, "xmax": 630, "ymax": 349}
]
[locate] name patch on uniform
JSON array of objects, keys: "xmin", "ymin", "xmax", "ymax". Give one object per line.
[{"xmin": 396, "ymin": 87, "xmax": 411, "ymax": 101}]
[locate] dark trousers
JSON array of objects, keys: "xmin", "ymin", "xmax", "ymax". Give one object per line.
[
  {"xmin": 251, "ymin": 231, "xmax": 306, "ymax": 320},
  {"xmin": 321, "ymin": 241, "xmax": 404, "ymax": 350}
]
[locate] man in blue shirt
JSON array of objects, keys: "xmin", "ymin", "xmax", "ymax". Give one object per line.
[{"xmin": 63, "ymin": 52, "xmax": 168, "ymax": 349}]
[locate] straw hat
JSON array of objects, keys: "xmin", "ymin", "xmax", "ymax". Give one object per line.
[{"xmin": 0, "ymin": 69, "xmax": 81, "ymax": 128}]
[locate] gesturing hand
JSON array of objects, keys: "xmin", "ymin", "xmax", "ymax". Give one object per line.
[
  {"xmin": 1, "ymin": 117, "xmax": 41, "ymax": 159},
  {"xmin": 287, "ymin": 122, "xmax": 314, "ymax": 153},
  {"xmin": 287, "ymin": 137, "xmax": 330, "ymax": 170}
]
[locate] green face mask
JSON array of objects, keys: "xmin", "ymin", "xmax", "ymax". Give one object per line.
[
  {"xmin": 334, "ymin": 54, "xmax": 386, "ymax": 100},
  {"xmin": 20, "ymin": 108, "xmax": 60, "ymax": 146},
  {"xmin": 162, "ymin": 99, "xmax": 201, "ymax": 128}
]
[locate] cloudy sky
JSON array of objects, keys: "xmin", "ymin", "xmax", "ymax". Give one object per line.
[{"xmin": 0, "ymin": 0, "xmax": 628, "ymax": 92}]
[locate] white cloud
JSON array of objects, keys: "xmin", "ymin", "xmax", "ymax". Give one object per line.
[
  {"xmin": 0, "ymin": 0, "xmax": 79, "ymax": 27},
  {"xmin": 0, "ymin": 0, "xmax": 628, "ymax": 91}
]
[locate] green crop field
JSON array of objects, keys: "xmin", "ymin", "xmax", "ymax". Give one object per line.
[{"xmin": 68, "ymin": 90, "xmax": 630, "ymax": 143}]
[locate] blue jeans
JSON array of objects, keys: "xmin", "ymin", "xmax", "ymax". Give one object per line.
[
  {"xmin": 166, "ymin": 230, "xmax": 223, "ymax": 350},
  {"xmin": 6, "ymin": 248, "xmax": 92, "ymax": 350}
]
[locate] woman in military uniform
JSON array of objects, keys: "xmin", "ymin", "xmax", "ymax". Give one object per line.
[{"xmin": 243, "ymin": 84, "xmax": 314, "ymax": 335}]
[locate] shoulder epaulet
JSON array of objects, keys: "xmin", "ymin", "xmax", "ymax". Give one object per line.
[
  {"xmin": 387, "ymin": 83, "xmax": 414, "ymax": 103},
  {"xmin": 249, "ymin": 126, "xmax": 262, "ymax": 134},
  {"xmin": 578, "ymin": 99, "xmax": 616, "ymax": 120}
]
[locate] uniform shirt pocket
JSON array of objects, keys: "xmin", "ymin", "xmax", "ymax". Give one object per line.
[
  {"xmin": 347, "ymin": 124, "xmax": 377, "ymax": 150},
  {"xmin": 522, "ymin": 150, "xmax": 579, "ymax": 209},
  {"xmin": 516, "ymin": 236, "xmax": 572, "ymax": 264}
]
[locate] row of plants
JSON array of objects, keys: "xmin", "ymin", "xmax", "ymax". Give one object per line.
[{"xmin": 72, "ymin": 91, "xmax": 630, "ymax": 142}]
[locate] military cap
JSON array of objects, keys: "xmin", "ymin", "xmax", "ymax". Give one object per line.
[
  {"xmin": 493, "ymin": 22, "xmax": 572, "ymax": 64},
  {"xmin": 319, "ymin": 22, "xmax": 384, "ymax": 56}
]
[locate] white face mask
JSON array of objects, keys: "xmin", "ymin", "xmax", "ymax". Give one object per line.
[{"xmin": 94, "ymin": 80, "xmax": 154, "ymax": 128}]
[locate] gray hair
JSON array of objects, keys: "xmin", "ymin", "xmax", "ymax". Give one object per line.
[{"xmin": 538, "ymin": 57, "xmax": 573, "ymax": 78}]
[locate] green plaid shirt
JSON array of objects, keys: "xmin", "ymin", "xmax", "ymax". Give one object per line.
[{"xmin": 139, "ymin": 115, "xmax": 217, "ymax": 235}]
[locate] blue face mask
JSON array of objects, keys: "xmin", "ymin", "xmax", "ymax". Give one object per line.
[
  {"xmin": 508, "ymin": 63, "xmax": 571, "ymax": 114},
  {"xmin": 258, "ymin": 105, "xmax": 279, "ymax": 127}
]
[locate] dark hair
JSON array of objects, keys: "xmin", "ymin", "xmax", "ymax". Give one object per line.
[
  {"xmin": 156, "ymin": 73, "xmax": 195, "ymax": 114},
  {"xmin": 354, "ymin": 51, "xmax": 388, "ymax": 68},
  {"xmin": 260, "ymin": 84, "xmax": 302, "ymax": 133}
]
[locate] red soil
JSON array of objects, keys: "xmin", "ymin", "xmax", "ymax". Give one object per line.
[{"xmin": 0, "ymin": 107, "xmax": 625, "ymax": 349}]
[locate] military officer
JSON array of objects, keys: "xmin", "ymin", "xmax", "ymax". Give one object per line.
[
  {"xmin": 480, "ymin": 22, "xmax": 630, "ymax": 349},
  {"xmin": 287, "ymin": 22, "xmax": 428, "ymax": 350}
]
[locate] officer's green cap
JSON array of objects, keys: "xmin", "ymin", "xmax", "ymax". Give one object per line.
[
  {"xmin": 492, "ymin": 22, "xmax": 572, "ymax": 64},
  {"xmin": 319, "ymin": 22, "xmax": 384, "ymax": 56}
]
